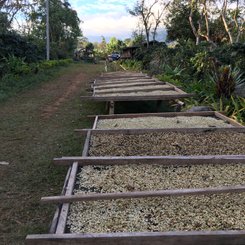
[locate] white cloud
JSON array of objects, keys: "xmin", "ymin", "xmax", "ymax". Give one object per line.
[
  {"xmin": 68, "ymin": 0, "xmax": 136, "ymax": 39},
  {"xmin": 69, "ymin": 0, "xmax": 167, "ymax": 41},
  {"xmin": 82, "ymin": 13, "xmax": 138, "ymax": 39}
]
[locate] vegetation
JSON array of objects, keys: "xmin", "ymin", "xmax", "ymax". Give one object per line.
[
  {"xmin": 0, "ymin": 63, "xmax": 105, "ymax": 245},
  {"xmin": 121, "ymin": 0, "xmax": 245, "ymax": 124}
]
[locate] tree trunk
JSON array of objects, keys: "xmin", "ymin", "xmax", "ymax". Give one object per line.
[{"xmin": 221, "ymin": 0, "xmax": 234, "ymax": 44}]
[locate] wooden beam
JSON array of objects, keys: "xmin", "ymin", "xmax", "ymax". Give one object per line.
[
  {"xmin": 92, "ymin": 116, "xmax": 98, "ymax": 130},
  {"xmin": 55, "ymin": 131, "xmax": 92, "ymax": 234},
  {"xmin": 80, "ymin": 93, "xmax": 195, "ymax": 102},
  {"xmin": 53, "ymin": 155, "xmax": 245, "ymax": 166},
  {"xmin": 74, "ymin": 127, "xmax": 245, "ymax": 135},
  {"xmin": 94, "ymin": 82, "xmax": 166, "ymax": 90},
  {"xmin": 25, "ymin": 230, "xmax": 245, "ymax": 245},
  {"xmin": 87, "ymin": 111, "xmax": 216, "ymax": 119},
  {"xmin": 214, "ymin": 111, "xmax": 244, "ymax": 127},
  {"xmin": 94, "ymin": 79, "xmax": 156, "ymax": 86},
  {"xmin": 49, "ymin": 166, "xmax": 72, "ymax": 233},
  {"xmin": 41, "ymin": 185, "xmax": 245, "ymax": 203},
  {"xmin": 55, "ymin": 162, "xmax": 78, "ymax": 234},
  {"xmin": 95, "ymin": 87, "xmax": 175, "ymax": 95}
]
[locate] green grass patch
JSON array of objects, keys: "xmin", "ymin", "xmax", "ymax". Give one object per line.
[
  {"xmin": 0, "ymin": 62, "xmax": 105, "ymax": 244},
  {"xmin": 0, "ymin": 59, "xmax": 73, "ymax": 102}
]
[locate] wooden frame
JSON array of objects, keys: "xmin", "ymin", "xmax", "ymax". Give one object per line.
[
  {"xmin": 81, "ymin": 93, "xmax": 195, "ymax": 102},
  {"xmin": 75, "ymin": 127, "xmax": 245, "ymax": 135},
  {"xmin": 26, "ymin": 71, "xmax": 245, "ymax": 244},
  {"xmin": 87, "ymin": 111, "xmax": 244, "ymax": 128},
  {"xmin": 26, "ymin": 230, "xmax": 245, "ymax": 245},
  {"xmin": 26, "ymin": 126, "xmax": 245, "ymax": 244}
]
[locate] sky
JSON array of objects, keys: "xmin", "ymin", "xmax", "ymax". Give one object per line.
[{"xmin": 69, "ymin": 0, "xmax": 138, "ymax": 42}]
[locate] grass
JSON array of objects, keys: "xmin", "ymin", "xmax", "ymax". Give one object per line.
[
  {"xmin": 0, "ymin": 62, "xmax": 106, "ymax": 244},
  {"xmin": 0, "ymin": 61, "xmax": 73, "ymax": 102}
]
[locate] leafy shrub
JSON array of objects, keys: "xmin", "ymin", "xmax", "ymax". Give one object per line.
[
  {"xmin": 39, "ymin": 59, "xmax": 72, "ymax": 69},
  {"xmin": 121, "ymin": 59, "xmax": 143, "ymax": 71},
  {"xmin": 3, "ymin": 55, "xmax": 31, "ymax": 75},
  {"xmin": 0, "ymin": 32, "xmax": 40, "ymax": 63},
  {"xmin": 209, "ymin": 65, "xmax": 245, "ymax": 98}
]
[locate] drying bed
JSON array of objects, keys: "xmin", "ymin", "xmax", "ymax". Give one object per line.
[
  {"xmin": 83, "ymin": 72, "xmax": 194, "ymax": 106},
  {"xmin": 89, "ymin": 131, "xmax": 245, "ymax": 157},
  {"xmin": 67, "ymin": 193, "xmax": 245, "ymax": 234},
  {"xmin": 96, "ymin": 116, "xmax": 234, "ymax": 129},
  {"xmin": 73, "ymin": 163, "xmax": 245, "ymax": 194}
]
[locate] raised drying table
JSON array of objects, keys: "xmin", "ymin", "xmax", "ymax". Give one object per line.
[
  {"xmin": 26, "ymin": 111, "xmax": 245, "ymax": 244},
  {"xmin": 84, "ymin": 71, "xmax": 194, "ymax": 114}
]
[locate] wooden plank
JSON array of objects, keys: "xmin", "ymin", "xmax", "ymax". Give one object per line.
[
  {"xmin": 25, "ymin": 230, "xmax": 245, "ymax": 245},
  {"xmin": 41, "ymin": 185, "xmax": 245, "ymax": 203},
  {"xmin": 95, "ymin": 86, "xmax": 175, "ymax": 95},
  {"xmin": 55, "ymin": 162, "xmax": 78, "ymax": 234},
  {"xmin": 80, "ymin": 93, "xmax": 195, "ymax": 102},
  {"xmin": 94, "ymin": 82, "xmax": 166, "ymax": 90},
  {"xmin": 74, "ymin": 127, "xmax": 245, "ymax": 135},
  {"xmin": 97, "ymin": 76, "xmax": 149, "ymax": 82},
  {"xmin": 82, "ymin": 131, "xmax": 92, "ymax": 156},
  {"xmin": 55, "ymin": 130, "xmax": 91, "ymax": 233},
  {"xmin": 97, "ymin": 74, "xmax": 150, "ymax": 78},
  {"xmin": 49, "ymin": 166, "xmax": 72, "ymax": 233},
  {"xmin": 214, "ymin": 111, "xmax": 244, "ymax": 127},
  {"xmin": 87, "ymin": 111, "xmax": 216, "ymax": 119},
  {"xmin": 94, "ymin": 79, "xmax": 156, "ymax": 86},
  {"xmin": 53, "ymin": 155, "xmax": 245, "ymax": 167},
  {"xmin": 92, "ymin": 116, "xmax": 98, "ymax": 130}
]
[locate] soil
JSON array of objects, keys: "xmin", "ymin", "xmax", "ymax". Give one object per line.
[{"xmin": 41, "ymin": 72, "xmax": 87, "ymax": 118}]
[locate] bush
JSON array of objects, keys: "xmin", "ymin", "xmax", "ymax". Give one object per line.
[
  {"xmin": 39, "ymin": 59, "xmax": 72, "ymax": 69},
  {"xmin": 121, "ymin": 59, "xmax": 143, "ymax": 71},
  {"xmin": 0, "ymin": 58, "xmax": 74, "ymax": 102}
]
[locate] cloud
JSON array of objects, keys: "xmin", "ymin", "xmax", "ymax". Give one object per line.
[
  {"xmin": 81, "ymin": 13, "xmax": 138, "ymax": 39},
  {"xmin": 69, "ymin": 0, "xmax": 137, "ymax": 39},
  {"xmin": 69, "ymin": 0, "xmax": 166, "ymax": 41}
]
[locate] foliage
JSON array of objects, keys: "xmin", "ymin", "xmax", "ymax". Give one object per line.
[
  {"xmin": 209, "ymin": 65, "xmax": 245, "ymax": 98},
  {"xmin": 28, "ymin": 0, "xmax": 81, "ymax": 59},
  {"xmin": 0, "ymin": 32, "xmax": 40, "ymax": 62},
  {"xmin": 121, "ymin": 59, "xmax": 143, "ymax": 71},
  {"xmin": 165, "ymin": 1, "xmax": 198, "ymax": 42},
  {"xmin": 0, "ymin": 58, "xmax": 73, "ymax": 101},
  {"xmin": 3, "ymin": 55, "xmax": 31, "ymax": 75},
  {"xmin": 106, "ymin": 37, "xmax": 126, "ymax": 54}
]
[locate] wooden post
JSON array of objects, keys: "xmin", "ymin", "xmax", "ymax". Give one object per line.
[{"xmin": 109, "ymin": 101, "xmax": 115, "ymax": 115}]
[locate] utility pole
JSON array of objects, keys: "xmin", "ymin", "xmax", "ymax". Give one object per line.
[{"xmin": 46, "ymin": 0, "xmax": 50, "ymax": 60}]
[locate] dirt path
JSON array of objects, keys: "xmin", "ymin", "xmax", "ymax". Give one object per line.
[
  {"xmin": 41, "ymin": 72, "xmax": 88, "ymax": 118},
  {"xmin": 0, "ymin": 63, "xmax": 105, "ymax": 245}
]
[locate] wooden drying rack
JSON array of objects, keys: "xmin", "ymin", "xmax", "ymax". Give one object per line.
[
  {"xmin": 83, "ymin": 73, "xmax": 195, "ymax": 114},
  {"xmin": 26, "ymin": 111, "xmax": 245, "ymax": 245}
]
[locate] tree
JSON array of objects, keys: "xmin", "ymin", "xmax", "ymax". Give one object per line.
[
  {"xmin": 28, "ymin": 0, "xmax": 81, "ymax": 58},
  {"xmin": 106, "ymin": 37, "xmax": 125, "ymax": 53},
  {"xmin": 0, "ymin": 0, "xmax": 34, "ymax": 25},
  {"xmin": 128, "ymin": 0, "xmax": 159, "ymax": 48},
  {"xmin": 165, "ymin": 0, "xmax": 198, "ymax": 42},
  {"xmin": 220, "ymin": 0, "xmax": 245, "ymax": 44}
]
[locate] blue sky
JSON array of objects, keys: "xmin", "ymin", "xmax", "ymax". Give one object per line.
[{"xmin": 69, "ymin": 0, "xmax": 138, "ymax": 42}]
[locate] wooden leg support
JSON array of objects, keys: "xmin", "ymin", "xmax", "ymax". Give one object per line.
[{"xmin": 109, "ymin": 101, "xmax": 115, "ymax": 115}]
